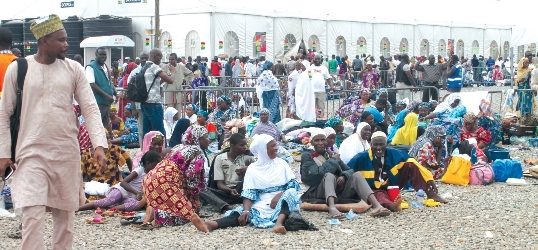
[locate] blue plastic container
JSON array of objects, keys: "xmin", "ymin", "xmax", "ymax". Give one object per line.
[
  {"xmin": 487, "ymin": 147, "xmax": 510, "ymax": 162},
  {"xmin": 529, "ymin": 138, "xmax": 538, "ymax": 147}
]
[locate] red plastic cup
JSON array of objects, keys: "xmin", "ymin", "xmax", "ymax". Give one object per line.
[{"xmin": 387, "ymin": 186, "xmax": 400, "ymax": 202}]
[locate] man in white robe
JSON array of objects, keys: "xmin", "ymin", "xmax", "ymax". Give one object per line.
[{"xmin": 0, "ymin": 14, "xmax": 107, "ymax": 250}]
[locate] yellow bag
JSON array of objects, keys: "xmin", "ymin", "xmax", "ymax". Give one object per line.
[{"xmin": 441, "ymin": 155, "xmax": 471, "ymax": 186}]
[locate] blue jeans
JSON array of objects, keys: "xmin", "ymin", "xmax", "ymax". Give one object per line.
[{"xmin": 141, "ymin": 103, "xmax": 166, "ymax": 138}]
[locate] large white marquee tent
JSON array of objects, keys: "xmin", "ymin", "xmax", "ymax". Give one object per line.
[{"xmin": 1, "ymin": 0, "xmax": 535, "ymax": 60}]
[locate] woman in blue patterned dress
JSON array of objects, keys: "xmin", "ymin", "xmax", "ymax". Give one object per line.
[
  {"xmin": 204, "ymin": 134, "xmax": 303, "ymax": 234},
  {"xmin": 422, "ymin": 93, "xmax": 466, "ymax": 150},
  {"xmin": 256, "ymin": 62, "xmax": 281, "ymax": 123},
  {"xmin": 111, "ymin": 103, "xmax": 139, "ymax": 146}
]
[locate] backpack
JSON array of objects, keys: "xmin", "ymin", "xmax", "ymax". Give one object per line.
[
  {"xmin": 10, "ymin": 58, "xmax": 28, "ymax": 163},
  {"xmin": 126, "ymin": 64, "xmax": 157, "ymax": 102}
]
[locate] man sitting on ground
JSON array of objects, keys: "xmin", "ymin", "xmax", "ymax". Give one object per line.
[{"xmin": 300, "ymin": 130, "xmax": 390, "ymax": 218}]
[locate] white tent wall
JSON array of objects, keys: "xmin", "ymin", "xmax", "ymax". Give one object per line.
[
  {"xmin": 327, "ymin": 21, "xmax": 353, "ymax": 58},
  {"xmin": 245, "ymin": 15, "xmax": 273, "ymax": 59},
  {"xmin": 373, "ymin": 23, "xmax": 415, "ymax": 58},
  {"xmin": 213, "ymin": 13, "xmax": 246, "ymax": 58},
  {"xmin": 484, "ymin": 28, "xmax": 502, "ymax": 59},
  {"xmin": 274, "ymin": 18, "xmax": 302, "ymax": 58},
  {"xmin": 432, "ymin": 26, "xmax": 451, "ymax": 57},
  {"xmin": 302, "ymin": 19, "xmax": 327, "ymax": 55},
  {"xmin": 351, "ymin": 22, "xmax": 374, "ymax": 58},
  {"xmin": 450, "ymin": 27, "xmax": 484, "ymax": 59},
  {"xmin": 415, "ymin": 25, "xmax": 435, "ymax": 57},
  {"xmin": 159, "ymin": 14, "xmax": 211, "ymax": 59}
]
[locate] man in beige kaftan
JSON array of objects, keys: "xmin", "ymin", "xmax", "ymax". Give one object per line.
[{"xmin": 0, "ymin": 15, "xmax": 107, "ymax": 250}]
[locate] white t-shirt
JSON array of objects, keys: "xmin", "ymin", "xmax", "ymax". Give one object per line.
[
  {"xmin": 85, "ymin": 63, "xmax": 110, "ymax": 83},
  {"xmin": 144, "ymin": 62, "xmax": 163, "ymax": 104},
  {"xmin": 114, "ymin": 166, "xmax": 146, "ymax": 199},
  {"xmin": 309, "ymin": 65, "xmax": 330, "ymax": 92}
]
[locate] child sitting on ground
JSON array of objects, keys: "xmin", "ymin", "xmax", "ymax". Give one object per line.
[{"xmin": 78, "ymin": 151, "xmax": 162, "ymax": 212}]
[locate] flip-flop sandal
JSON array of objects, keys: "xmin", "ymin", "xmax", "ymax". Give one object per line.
[
  {"xmin": 120, "ymin": 217, "xmax": 138, "ymax": 226},
  {"xmin": 138, "ymin": 223, "xmax": 155, "ymax": 230},
  {"xmin": 329, "ymin": 213, "xmax": 345, "ymax": 219},
  {"xmin": 7, "ymin": 225, "xmax": 22, "ymax": 239},
  {"xmin": 370, "ymin": 209, "xmax": 390, "ymax": 217}
]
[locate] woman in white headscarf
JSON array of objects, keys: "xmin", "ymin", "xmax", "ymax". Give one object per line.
[
  {"xmin": 339, "ymin": 122, "xmax": 372, "ymax": 164},
  {"xmin": 203, "ymin": 134, "xmax": 302, "ymax": 234},
  {"xmin": 163, "ymin": 107, "xmax": 179, "ymax": 141}
]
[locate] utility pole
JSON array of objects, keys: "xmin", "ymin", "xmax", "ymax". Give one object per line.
[{"xmin": 154, "ymin": 0, "xmax": 160, "ymax": 48}]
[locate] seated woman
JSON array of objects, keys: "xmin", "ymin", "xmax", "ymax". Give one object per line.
[
  {"xmin": 79, "ymin": 151, "xmax": 161, "ymax": 211},
  {"xmin": 476, "ymin": 100, "xmax": 502, "ymax": 148},
  {"xmin": 337, "ymin": 88, "xmax": 372, "ymax": 125},
  {"xmin": 163, "ymin": 107, "xmax": 179, "ymax": 142},
  {"xmin": 325, "ymin": 116, "xmax": 348, "ymax": 148},
  {"xmin": 374, "ymin": 88, "xmax": 394, "ymax": 121},
  {"xmin": 110, "ymin": 106, "xmax": 125, "ymax": 138},
  {"xmin": 81, "ymin": 133, "xmax": 132, "ymax": 185},
  {"xmin": 408, "ymin": 126, "xmax": 448, "ymax": 179},
  {"xmin": 111, "ymin": 103, "xmax": 139, "ymax": 147},
  {"xmin": 387, "ymin": 107, "xmax": 409, "ymax": 143},
  {"xmin": 365, "ymin": 99, "xmax": 388, "ymax": 133},
  {"xmin": 417, "ymin": 102, "xmax": 431, "ymax": 130},
  {"xmin": 168, "ymin": 118, "xmax": 191, "ymax": 148},
  {"xmin": 339, "ymin": 122, "xmax": 371, "ymax": 164},
  {"xmin": 184, "ymin": 104, "xmax": 198, "ymax": 125},
  {"xmin": 203, "ymin": 134, "xmax": 303, "ymax": 234},
  {"xmin": 252, "ymin": 108, "xmax": 286, "ymax": 142},
  {"xmin": 202, "ymin": 133, "xmax": 254, "ymax": 212},
  {"xmin": 461, "ymin": 112, "xmax": 491, "ymax": 151},
  {"xmin": 133, "ymin": 131, "xmax": 165, "ymax": 170},
  {"xmin": 300, "ymin": 130, "xmax": 390, "ymax": 218},
  {"xmin": 142, "ymin": 126, "xmax": 210, "ymax": 232},
  {"xmin": 422, "ymin": 93, "xmax": 466, "ymax": 151},
  {"xmin": 208, "ymin": 95, "xmax": 237, "ymax": 147},
  {"xmin": 390, "ymin": 112, "xmax": 419, "ymax": 146},
  {"xmin": 348, "ymin": 131, "xmax": 447, "ymax": 212}
]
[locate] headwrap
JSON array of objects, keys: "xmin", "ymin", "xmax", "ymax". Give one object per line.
[
  {"xmin": 324, "ymin": 127, "xmax": 336, "ymax": 136},
  {"xmin": 371, "ymin": 131, "xmax": 387, "ymax": 140},
  {"xmin": 376, "ymin": 88, "xmax": 388, "ymax": 99},
  {"xmin": 325, "ymin": 116, "xmax": 342, "ymax": 128},
  {"xmin": 391, "ymin": 112, "xmax": 419, "ymax": 146},
  {"xmin": 407, "ymin": 101, "xmax": 420, "ymax": 111},
  {"xmin": 260, "ymin": 108, "xmax": 271, "ymax": 115},
  {"xmin": 243, "ymin": 134, "xmax": 296, "ymax": 190},
  {"xmin": 365, "ymin": 107, "xmax": 384, "ymax": 123},
  {"xmin": 164, "ymin": 107, "xmax": 179, "ymax": 133},
  {"xmin": 133, "ymin": 131, "xmax": 165, "ymax": 169},
  {"xmin": 418, "ymin": 102, "xmax": 430, "ymax": 110},
  {"xmin": 309, "ymin": 128, "xmax": 327, "ymax": 140},
  {"xmin": 396, "ymin": 100, "xmax": 408, "ymax": 108},
  {"xmin": 361, "ymin": 88, "xmax": 371, "ymax": 95},
  {"xmin": 182, "ymin": 125, "xmax": 208, "ymax": 145},
  {"xmin": 516, "ymin": 58, "xmax": 532, "ymax": 84},
  {"xmin": 197, "ymin": 109, "xmax": 209, "ymax": 120},
  {"xmin": 262, "ymin": 61, "xmax": 274, "ymax": 71},
  {"xmin": 463, "ymin": 112, "xmax": 477, "ymax": 124},
  {"xmin": 339, "ymin": 122, "xmax": 371, "ymax": 164},
  {"xmin": 409, "ymin": 125, "xmax": 446, "ymax": 157},
  {"xmin": 30, "ymin": 14, "xmax": 64, "ymax": 40},
  {"xmin": 110, "ymin": 106, "xmax": 117, "ymax": 112},
  {"xmin": 217, "ymin": 95, "xmax": 232, "ymax": 106},
  {"xmin": 124, "ymin": 103, "xmax": 134, "ymax": 111},
  {"xmin": 478, "ymin": 99, "xmax": 492, "ymax": 118},
  {"xmin": 433, "ymin": 93, "xmax": 461, "ymax": 114}
]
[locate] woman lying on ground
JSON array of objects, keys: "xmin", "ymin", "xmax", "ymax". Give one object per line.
[{"xmin": 78, "ymin": 151, "xmax": 161, "ymax": 211}]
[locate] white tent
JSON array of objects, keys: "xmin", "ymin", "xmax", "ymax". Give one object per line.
[{"xmin": 0, "ymin": 0, "xmax": 522, "ymax": 60}]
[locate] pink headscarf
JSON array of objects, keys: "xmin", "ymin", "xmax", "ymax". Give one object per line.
[{"xmin": 133, "ymin": 131, "xmax": 165, "ymax": 169}]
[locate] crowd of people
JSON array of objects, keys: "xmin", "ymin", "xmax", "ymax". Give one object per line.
[{"xmin": 0, "ymin": 15, "xmax": 534, "ymax": 249}]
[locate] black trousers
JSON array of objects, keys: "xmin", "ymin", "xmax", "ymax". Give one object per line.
[{"xmin": 422, "ymin": 81, "xmax": 439, "ymax": 102}]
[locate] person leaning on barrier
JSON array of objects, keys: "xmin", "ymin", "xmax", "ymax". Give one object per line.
[
  {"xmin": 415, "ymin": 55, "xmax": 445, "ymax": 102},
  {"xmin": 161, "ymin": 53, "xmax": 194, "ymax": 110}
]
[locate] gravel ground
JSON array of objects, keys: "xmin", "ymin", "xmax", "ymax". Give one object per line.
[{"xmin": 1, "ymin": 86, "xmax": 537, "ymax": 249}]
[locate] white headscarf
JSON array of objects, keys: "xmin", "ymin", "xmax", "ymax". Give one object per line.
[
  {"xmin": 339, "ymin": 122, "xmax": 371, "ymax": 164},
  {"xmin": 243, "ymin": 134, "xmax": 296, "ymax": 190},
  {"xmin": 164, "ymin": 107, "xmax": 179, "ymax": 139},
  {"xmin": 324, "ymin": 127, "xmax": 336, "ymax": 136},
  {"xmin": 433, "ymin": 93, "xmax": 461, "ymax": 114}
]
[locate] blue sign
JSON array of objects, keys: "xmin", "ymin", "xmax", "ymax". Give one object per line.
[{"xmin": 61, "ymin": 1, "xmax": 74, "ymax": 8}]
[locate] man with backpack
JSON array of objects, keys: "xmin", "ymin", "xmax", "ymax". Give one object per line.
[
  {"xmin": 86, "ymin": 47, "xmax": 116, "ymax": 135},
  {"xmin": 128, "ymin": 48, "xmax": 173, "ymax": 141}
]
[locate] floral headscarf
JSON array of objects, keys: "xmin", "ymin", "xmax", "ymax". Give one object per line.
[
  {"xmin": 376, "ymin": 88, "xmax": 388, "ymax": 99},
  {"xmin": 463, "ymin": 112, "xmax": 478, "ymax": 124},
  {"xmin": 325, "ymin": 116, "xmax": 342, "ymax": 128},
  {"xmin": 182, "ymin": 125, "xmax": 208, "ymax": 146},
  {"xmin": 408, "ymin": 125, "xmax": 446, "ymax": 158},
  {"xmin": 197, "ymin": 109, "xmax": 209, "ymax": 120},
  {"xmin": 418, "ymin": 102, "xmax": 430, "ymax": 110},
  {"xmin": 217, "ymin": 95, "xmax": 232, "ymax": 106}
]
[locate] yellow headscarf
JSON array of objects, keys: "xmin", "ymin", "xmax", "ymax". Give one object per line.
[
  {"xmin": 516, "ymin": 58, "xmax": 533, "ymax": 85},
  {"xmin": 391, "ymin": 112, "xmax": 418, "ymax": 146}
]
